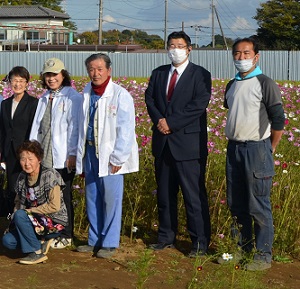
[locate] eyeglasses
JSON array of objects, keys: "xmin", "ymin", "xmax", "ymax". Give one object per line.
[
  {"xmin": 10, "ymin": 79, "xmax": 27, "ymax": 85},
  {"xmin": 168, "ymin": 44, "xmax": 187, "ymax": 49}
]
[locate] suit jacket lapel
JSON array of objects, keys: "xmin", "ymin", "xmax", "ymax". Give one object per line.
[
  {"xmin": 166, "ymin": 62, "xmax": 192, "ymax": 115},
  {"xmin": 4, "ymin": 97, "xmax": 13, "ymax": 125},
  {"xmin": 169, "ymin": 62, "xmax": 192, "ymax": 103},
  {"xmin": 160, "ymin": 65, "xmax": 171, "ymax": 107}
]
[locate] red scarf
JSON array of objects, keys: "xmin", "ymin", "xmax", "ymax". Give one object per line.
[{"xmin": 91, "ymin": 76, "xmax": 111, "ymax": 96}]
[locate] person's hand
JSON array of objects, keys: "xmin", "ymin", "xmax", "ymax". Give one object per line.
[
  {"xmin": 0, "ymin": 162, "xmax": 6, "ymax": 171},
  {"xmin": 157, "ymin": 118, "xmax": 171, "ymax": 135},
  {"xmin": 66, "ymin": 156, "xmax": 76, "ymax": 172},
  {"xmin": 110, "ymin": 163, "xmax": 122, "ymax": 174}
]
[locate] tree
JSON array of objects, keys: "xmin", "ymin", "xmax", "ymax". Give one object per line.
[
  {"xmin": 102, "ymin": 29, "xmax": 164, "ymax": 49},
  {"xmin": 254, "ymin": 0, "xmax": 300, "ymax": 50},
  {"xmin": 77, "ymin": 31, "xmax": 98, "ymax": 44},
  {"xmin": 131, "ymin": 30, "xmax": 164, "ymax": 49},
  {"xmin": 77, "ymin": 29, "xmax": 164, "ymax": 49},
  {"xmin": 205, "ymin": 34, "xmax": 234, "ymax": 49},
  {"xmin": 0, "ymin": 0, "xmax": 60, "ymax": 8},
  {"xmin": 0, "ymin": 0, "xmax": 30, "ymax": 4}
]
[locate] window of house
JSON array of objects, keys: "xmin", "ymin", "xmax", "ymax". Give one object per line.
[
  {"xmin": 0, "ymin": 29, "xmax": 6, "ymax": 40},
  {"xmin": 26, "ymin": 31, "xmax": 39, "ymax": 41}
]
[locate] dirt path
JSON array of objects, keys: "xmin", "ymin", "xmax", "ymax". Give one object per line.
[{"xmin": 1, "ymin": 219, "xmax": 300, "ymax": 289}]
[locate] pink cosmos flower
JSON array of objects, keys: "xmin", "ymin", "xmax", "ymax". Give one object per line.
[{"xmin": 274, "ymin": 160, "xmax": 280, "ymax": 166}]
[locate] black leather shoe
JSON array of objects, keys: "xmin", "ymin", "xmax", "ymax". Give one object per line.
[{"xmin": 149, "ymin": 243, "xmax": 175, "ymax": 250}]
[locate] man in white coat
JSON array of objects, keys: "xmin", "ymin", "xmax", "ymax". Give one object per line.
[{"xmin": 76, "ymin": 53, "xmax": 139, "ymax": 258}]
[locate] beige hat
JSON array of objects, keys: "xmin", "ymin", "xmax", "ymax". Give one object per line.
[{"xmin": 42, "ymin": 58, "xmax": 65, "ymax": 74}]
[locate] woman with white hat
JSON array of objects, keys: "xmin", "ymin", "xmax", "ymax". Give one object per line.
[{"xmin": 30, "ymin": 58, "xmax": 82, "ymax": 249}]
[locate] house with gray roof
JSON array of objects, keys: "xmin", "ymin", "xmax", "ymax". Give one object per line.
[{"xmin": 0, "ymin": 5, "xmax": 73, "ymax": 51}]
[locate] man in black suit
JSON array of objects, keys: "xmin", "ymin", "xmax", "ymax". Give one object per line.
[
  {"xmin": 0, "ymin": 67, "xmax": 38, "ymax": 216},
  {"xmin": 145, "ymin": 31, "xmax": 211, "ymax": 257}
]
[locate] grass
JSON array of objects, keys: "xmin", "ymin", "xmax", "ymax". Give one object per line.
[
  {"xmin": 1, "ymin": 77, "xmax": 300, "ymax": 288},
  {"xmin": 69, "ymin": 78, "xmax": 300, "ymax": 288},
  {"xmin": 26, "ymin": 274, "xmax": 39, "ymax": 289},
  {"xmin": 127, "ymin": 249, "xmax": 155, "ymax": 289},
  {"xmin": 56, "ymin": 261, "xmax": 80, "ymax": 273}
]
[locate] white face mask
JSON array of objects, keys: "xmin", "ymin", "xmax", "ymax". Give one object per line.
[
  {"xmin": 234, "ymin": 58, "xmax": 255, "ymax": 73},
  {"xmin": 168, "ymin": 48, "xmax": 188, "ymax": 65}
]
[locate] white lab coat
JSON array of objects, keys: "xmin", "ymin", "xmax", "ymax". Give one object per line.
[
  {"xmin": 30, "ymin": 86, "xmax": 83, "ymax": 169},
  {"xmin": 76, "ymin": 80, "xmax": 139, "ymax": 177}
]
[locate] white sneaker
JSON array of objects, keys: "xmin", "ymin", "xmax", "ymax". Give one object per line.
[{"xmin": 50, "ymin": 237, "xmax": 72, "ymax": 249}]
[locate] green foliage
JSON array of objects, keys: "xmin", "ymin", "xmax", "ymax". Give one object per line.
[
  {"xmin": 187, "ymin": 264, "xmax": 268, "ymax": 289},
  {"xmin": 67, "ymin": 78, "xmax": 300, "ymax": 261},
  {"xmin": 205, "ymin": 34, "xmax": 234, "ymax": 49},
  {"xmin": 254, "ymin": 0, "xmax": 300, "ymax": 49},
  {"xmin": 120, "ymin": 78, "xmax": 157, "ymax": 239},
  {"xmin": 208, "ymin": 80, "xmax": 300, "ymax": 260},
  {"xmin": 26, "ymin": 273, "xmax": 39, "ymax": 289},
  {"xmin": 0, "ymin": 0, "xmax": 31, "ymax": 4},
  {"xmin": 63, "ymin": 20, "xmax": 77, "ymax": 31},
  {"xmin": 273, "ymin": 255, "xmax": 293, "ymax": 263},
  {"xmin": 127, "ymin": 249, "xmax": 155, "ymax": 289},
  {"xmin": 31, "ymin": 0, "xmax": 62, "ymax": 9},
  {"xmin": 73, "ymin": 175, "xmax": 89, "ymax": 235},
  {"xmin": 2, "ymin": 76, "xmax": 299, "ymax": 288},
  {"xmin": 79, "ymin": 31, "xmax": 98, "ymax": 45},
  {"xmin": 77, "ymin": 29, "xmax": 164, "ymax": 48},
  {"xmin": 0, "ymin": 0, "xmax": 63, "ymax": 10}
]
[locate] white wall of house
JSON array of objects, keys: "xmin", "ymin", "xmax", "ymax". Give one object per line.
[{"xmin": 0, "ymin": 18, "xmax": 66, "ymax": 44}]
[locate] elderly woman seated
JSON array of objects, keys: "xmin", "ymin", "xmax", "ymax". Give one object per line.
[{"xmin": 2, "ymin": 140, "xmax": 68, "ymax": 265}]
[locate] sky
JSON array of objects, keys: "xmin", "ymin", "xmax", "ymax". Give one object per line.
[{"xmin": 65, "ymin": 0, "xmax": 264, "ymax": 46}]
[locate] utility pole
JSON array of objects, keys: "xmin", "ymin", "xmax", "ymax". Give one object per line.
[
  {"xmin": 98, "ymin": 0, "xmax": 103, "ymax": 45},
  {"xmin": 211, "ymin": 0, "xmax": 215, "ymax": 48},
  {"xmin": 214, "ymin": 7, "xmax": 228, "ymax": 50},
  {"xmin": 164, "ymin": 0, "xmax": 168, "ymax": 49}
]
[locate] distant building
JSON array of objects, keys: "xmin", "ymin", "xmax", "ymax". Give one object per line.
[{"xmin": 0, "ymin": 5, "xmax": 73, "ymax": 51}]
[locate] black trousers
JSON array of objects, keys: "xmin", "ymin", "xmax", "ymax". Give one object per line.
[
  {"xmin": 154, "ymin": 144, "xmax": 211, "ymax": 251},
  {"xmin": 0, "ymin": 145, "xmax": 22, "ymax": 216},
  {"xmin": 0, "ymin": 172, "xmax": 8, "ymax": 217},
  {"xmin": 56, "ymin": 168, "xmax": 75, "ymax": 239}
]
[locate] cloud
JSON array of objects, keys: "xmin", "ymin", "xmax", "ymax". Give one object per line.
[
  {"xmin": 231, "ymin": 16, "xmax": 254, "ymax": 31},
  {"xmin": 70, "ymin": 0, "xmax": 259, "ymax": 42},
  {"xmin": 195, "ymin": 14, "xmax": 212, "ymax": 28},
  {"xmin": 103, "ymin": 15, "xmax": 116, "ymax": 24}
]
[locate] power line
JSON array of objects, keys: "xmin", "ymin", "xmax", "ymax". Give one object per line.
[
  {"xmin": 105, "ymin": 7, "xmax": 163, "ymax": 22},
  {"xmin": 170, "ymin": 0, "xmax": 210, "ymax": 11},
  {"xmin": 120, "ymin": 0, "xmax": 165, "ymax": 10},
  {"xmin": 216, "ymin": 0, "xmax": 254, "ymax": 30},
  {"xmin": 69, "ymin": 0, "xmax": 259, "ymax": 45}
]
